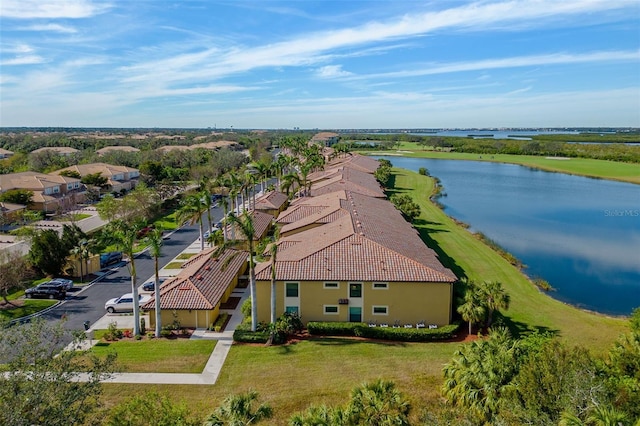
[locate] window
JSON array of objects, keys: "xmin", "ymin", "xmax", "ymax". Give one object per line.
[
  {"xmin": 372, "ymin": 282, "xmax": 388, "ymax": 290},
  {"xmin": 323, "ymin": 282, "xmax": 339, "ymax": 289},
  {"xmin": 372, "ymin": 306, "xmax": 388, "ymax": 315},
  {"xmin": 324, "ymin": 305, "xmax": 339, "ymax": 315},
  {"xmin": 285, "ymin": 306, "xmax": 299, "ymax": 315},
  {"xmin": 349, "ymin": 283, "xmax": 362, "ymax": 298},
  {"xmin": 285, "ymin": 282, "xmax": 298, "ymax": 297}
]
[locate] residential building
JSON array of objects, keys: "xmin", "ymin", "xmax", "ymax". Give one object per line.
[
  {"xmin": 0, "ymin": 171, "xmax": 83, "ymax": 213},
  {"xmin": 142, "ymin": 248, "xmax": 248, "ymax": 329},
  {"xmin": 0, "ymin": 148, "xmax": 14, "ymax": 159},
  {"xmin": 96, "ymin": 146, "xmax": 140, "ymax": 155},
  {"xmin": 253, "ymin": 191, "xmax": 289, "ymax": 217},
  {"xmin": 31, "ymin": 147, "xmax": 80, "ymax": 156},
  {"xmin": 56, "ymin": 162, "xmax": 140, "ymax": 193}
]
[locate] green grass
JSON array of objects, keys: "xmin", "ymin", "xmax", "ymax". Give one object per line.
[
  {"xmin": 389, "ymin": 167, "xmax": 628, "ymax": 352},
  {"xmin": 176, "ymin": 253, "xmax": 196, "ymax": 260},
  {"xmin": 57, "ymin": 213, "xmax": 92, "ymax": 221},
  {"xmin": 366, "ymin": 147, "xmax": 640, "ymax": 184},
  {"xmin": 0, "ymin": 299, "xmax": 57, "ymax": 320},
  {"xmin": 154, "ymin": 211, "xmax": 179, "ymax": 231},
  {"xmin": 90, "ymin": 338, "xmax": 216, "ymax": 373},
  {"xmin": 164, "ymin": 261, "xmax": 184, "ymax": 269},
  {"xmin": 101, "ymin": 338, "xmax": 456, "ymax": 424}
]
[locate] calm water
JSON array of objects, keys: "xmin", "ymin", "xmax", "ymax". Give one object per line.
[{"xmin": 375, "ymin": 156, "xmax": 640, "ymax": 315}]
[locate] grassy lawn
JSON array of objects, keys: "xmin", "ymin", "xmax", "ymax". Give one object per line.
[
  {"xmin": 101, "ymin": 338, "xmax": 456, "ymax": 424},
  {"xmin": 176, "ymin": 252, "xmax": 196, "ymax": 260},
  {"xmin": 154, "ymin": 211, "xmax": 179, "ymax": 231},
  {"xmin": 366, "ymin": 147, "xmax": 640, "ymax": 184},
  {"xmin": 0, "ymin": 299, "xmax": 57, "ymax": 320},
  {"xmin": 164, "ymin": 261, "xmax": 184, "ymax": 269},
  {"xmin": 90, "ymin": 338, "xmax": 216, "ymax": 373}
]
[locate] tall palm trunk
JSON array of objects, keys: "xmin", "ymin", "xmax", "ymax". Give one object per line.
[
  {"xmin": 130, "ymin": 258, "xmax": 140, "ymax": 336},
  {"xmin": 154, "ymin": 254, "xmax": 161, "ymax": 337}
]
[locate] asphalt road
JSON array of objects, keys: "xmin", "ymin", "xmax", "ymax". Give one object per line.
[{"xmin": 40, "ymin": 204, "xmax": 226, "ymax": 335}]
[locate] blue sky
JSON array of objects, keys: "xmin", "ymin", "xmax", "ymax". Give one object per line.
[{"xmin": 1, "ymin": 0, "xmax": 639, "ymax": 129}]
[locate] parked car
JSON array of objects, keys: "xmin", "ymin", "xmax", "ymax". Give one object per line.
[
  {"xmin": 136, "ymin": 224, "xmax": 156, "ymax": 239},
  {"xmin": 25, "ymin": 283, "xmax": 66, "ymax": 300},
  {"xmin": 105, "ymin": 293, "xmax": 151, "ymax": 314},
  {"xmin": 142, "ymin": 277, "xmax": 167, "ymax": 292},
  {"xmin": 100, "ymin": 251, "xmax": 123, "ymax": 268},
  {"xmin": 49, "ymin": 277, "xmax": 73, "ymax": 290},
  {"xmin": 203, "ymin": 224, "xmax": 221, "ymax": 240}
]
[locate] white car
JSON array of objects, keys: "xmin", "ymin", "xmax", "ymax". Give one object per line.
[
  {"xmin": 105, "ymin": 293, "xmax": 151, "ymax": 314},
  {"xmin": 202, "ymin": 224, "xmax": 221, "ymax": 240}
]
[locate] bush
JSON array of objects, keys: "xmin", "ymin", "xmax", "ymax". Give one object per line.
[
  {"xmin": 233, "ymin": 329, "xmax": 269, "ymax": 343},
  {"xmin": 241, "ymin": 299, "xmax": 252, "ymax": 319},
  {"xmin": 210, "ymin": 312, "xmax": 229, "ymax": 332},
  {"xmin": 307, "ymin": 321, "xmax": 460, "ymax": 342},
  {"xmin": 140, "ymin": 317, "xmax": 146, "ymax": 335},
  {"xmin": 103, "ymin": 321, "xmax": 123, "ymax": 341}
]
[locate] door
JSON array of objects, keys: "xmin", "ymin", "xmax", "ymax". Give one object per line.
[{"xmin": 349, "ymin": 307, "xmax": 362, "ymax": 322}]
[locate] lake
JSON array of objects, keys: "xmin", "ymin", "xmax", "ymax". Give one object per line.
[{"xmin": 374, "ymin": 156, "xmax": 640, "ymax": 316}]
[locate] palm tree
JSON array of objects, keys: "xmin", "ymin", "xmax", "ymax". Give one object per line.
[
  {"xmin": 70, "ymin": 239, "xmax": 92, "ymax": 283},
  {"xmin": 289, "ymin": 405, "xmax": 346, "ymax": 426},
  {"xmin": 226, "ymin": 211, "xmax": 258, "ymax": 332},
  {"xmin": 146, "ymin": 227, "xmax": 163, "ymax": 338},
  {"xmin": 457, "ymin": 281, "xmax": 486, "ymax": 335},
  {"xmin": 106, "ymin": 220, "xmax": 142, "ymax": 336},
  {"xmin": 177, "ymin": 194, "xmax": 207, "ymax": 251},
  {"xmin": 205, "ymin": 391, "xmax": 272, "ymax": 426},
  {"xmin": 479, "ymin": 280, "xmax": 510, "ymax": 328},
  {"xmin": 281, "ymin": 171, "xmax": 300, "ymax": 198},
  {"xmin": 346, "ymin": 379, "xmax": 411, "ymax": 426}
]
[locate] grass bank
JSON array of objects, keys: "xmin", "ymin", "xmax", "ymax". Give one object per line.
[
  {"xmin": 366, "ymin": 148, "xmax": 640, "ymax": 184},
  {"xmin": 0, "ymin": 299, "xmax": 57, "ymax": 321},
  {"xmin": 389, "ymin": 168, "xmax": 628, "ymax": 351}
]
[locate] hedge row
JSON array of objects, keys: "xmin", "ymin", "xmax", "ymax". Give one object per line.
[
  {"xmin": 307, "ymin": 322, "xmax": 460, "ymax": 342},
  {"xmin": 233, "ymin": 329, "xmax": 269, "ymax": 343}
]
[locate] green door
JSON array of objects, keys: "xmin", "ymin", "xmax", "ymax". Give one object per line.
[{"xmin": 349, "ymin": 307, "xmax": 362, "ymax": 322}]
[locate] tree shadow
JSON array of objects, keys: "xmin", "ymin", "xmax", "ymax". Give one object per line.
[
  {"xmin": 312, "ymin": 337, "xmax": 408, "ymax": 348},
  {"xmin": 415, "ymin": 225, "xmax": 466, "ymax": 280},
  {"xmin": 496, "ymin": 312, "xmax": 559, "ymax": 340}
]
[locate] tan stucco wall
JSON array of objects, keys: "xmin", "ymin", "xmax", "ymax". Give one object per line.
[
  {"xmin": 256, "ymin": 279, "xmax": 452, "ymax": 326},
  {"xmin": 147, "ymin": 307, "xmax": 218, "ymax": 329}
]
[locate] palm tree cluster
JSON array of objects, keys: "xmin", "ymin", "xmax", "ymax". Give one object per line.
[{"xmin": 457, "ymin": 280, "xmax": 510, "ymax": 335}]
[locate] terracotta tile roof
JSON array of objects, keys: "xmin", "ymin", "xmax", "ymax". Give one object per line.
[
  {"xmin": 96, "ymin": 146, "xmax": 140, "ymax": 154},
  {"xmin": 31, "ymin": 147, "xmax": 80, "ymax": 155},
  {"xmin": 0, "ymin": 171, "xmax": 80, "ymax": 192},
  {"xmin": 309, "ymin": 167, "xmax": 385, "ymax": 198},
  {"xmin": 255, "ymin": 191, "xmax": 455, "ymax": 283},
  {"xmin": 0, "ymin": 201, "xmax": 26, "ymax": 213},
  {"xmin": 254, "ymin": 191, "xmax": 288, "ymax": 211},
  {"xmin": 223, "ymin": 210, "xmax": 273, "ymax": 241},
  {"xmin": 277, "ymin": 191, "xmax": 347, "ymax": 225},
  {"xmin": 143, "ymin": 248, "xmax": 247, "ymax": 310},
  {"xmin": 327, "ymin": 153, "xmax": 380, "ymax": 174}
]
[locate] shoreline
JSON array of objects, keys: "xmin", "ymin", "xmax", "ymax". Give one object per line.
[{"xmin": 365, "ymin": 150, "xmax": 640, "ymax": 185}]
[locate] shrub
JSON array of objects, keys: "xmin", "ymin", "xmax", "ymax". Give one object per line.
[
  {"xmin": 140, "ymin": 317, "xmax": 146, "ymax": 335},
  {"xmin": 104, "ymin": 321, "xmax": 123, "ymax": 341},
  {"xmin": 210, "ymin": 312, "xmax": 229, "ymax": 332},
  {"xmin": 241, "ymin": 299, "xmax": 252, "ymax": 319},
  {"xmin": 419, "ymin": 167, "xmax": 429, "ymax": 176},
  {"xmin": 307, "ymin": 322, "xmax": 460, "ymax": 342},
  {"xmin": 160, "ymin": 329, "xmax": 173, "ymax": 338},
  {"xmin": 233, "ymin": 329, "xmax": 269, "ymax": 343}
]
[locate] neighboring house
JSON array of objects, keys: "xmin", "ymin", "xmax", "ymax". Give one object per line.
[
  {"xmin": 255, "ymin": 189, "xmax": 457, "ymax": 327},
  {"xmin": 96, "ymin": 146, "xmax": 140, "ymax": 155},
  {"xmin": 0, "ymin": 171, "xmax": 83, "ymax": 213},
  {"xmin": 155, "ymin": 140, "xmax": 239, "ymax": 154},
  {"xmin": 253, "ymin": 191, "xmax": 289, "ymax": 217},
  {"xmin": 326, "ymin": 153, "xmax": 381, "ymax": 174},
  {"xmin": 276, "ymin": 190, "xmax": 349, "ymax": 237},
  {"xmin": 0, "ymin": 148, "xmax": 14, "ymax": 159},
  {"xmin": 56, "ymin": 162, "xmax": 140, "ymax": 193},
  {"xmin": 223, "ymin": 210, "xmax": 273, "ymax": 245},
  {"xmin": 142, "ymin": 248, "xmax": 248, "ymax": 329},
  {"xmin": 31, "ymin": 147, "xmax": 80, "ymax": 157},
  {"xmin": 310, "ymin": 132, "xmax": 340, "ymax": 146},
  {"xmin": 0, "ymin": 201, "xmax": 26, "ymax": 223}
]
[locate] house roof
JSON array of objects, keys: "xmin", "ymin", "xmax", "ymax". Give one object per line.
[
  {"xmin": 31, "ymin": 147, "xmax": 80, "ymax": 155},
  {"xmin": 223, "ymin": 210, "xmax": 273, "ymax": 241},
  {"xmin": 256, "ymin": 191, "xmax": 456, "ymax": 283},
  {"xmin": 309, "ymin": 167, "xmax": 385, "ymax": 198},
  {"xmin": 326, "ymin": 153, "xmax": 380, "ymax": 174},
  {"xmin": 277, "ymin": 190, "xmax": 350, "ymax": 234},
  {"xmin": 56, "ymin": 162, "xmax": 138, "ymax": 178},
  {"xmin": 0, "ymin": 201, "xmax": 26, "ymax": 213},
  {"xmin": 142, "ymin": 248, "xmax": 247, "ymax": 311},
  {"xmin": 96, "ymin": 146, "xmax": 140, "ymax": 155},
  {"xmin": 0, "ymin": 171, "xmax": 80, "ymax": 192},
  {"xmin": 254, "ymin": 191, "xmax": 288, "ymax": 211},
  {"xmin": 0, "ymin": 148, "xmax": 14, "ymax": 155}
]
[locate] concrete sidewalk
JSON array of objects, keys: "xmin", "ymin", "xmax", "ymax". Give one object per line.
[{"xmin": 79, "ymin": 286, "xmax": 249, "ymax": 385}]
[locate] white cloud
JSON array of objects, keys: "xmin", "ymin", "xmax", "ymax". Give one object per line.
[
  {"xmin": 2, "ymin": 55, "xmax": 45, "ymax": 65},
  {"xmin": 316, "ymin": 65, "xmax": 352, "ymax": 78},
  {"xmin": 18, "ymin": 23, "xmax": 78, "ymax": 33},
  {"xmin": 0, "ymin": 0, "xmax": 111, "ymax": 19}
]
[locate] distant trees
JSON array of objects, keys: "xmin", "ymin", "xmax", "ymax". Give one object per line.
[{"xmin": 0, "ymin": 251, "xmax": 33, "ymax": 305}]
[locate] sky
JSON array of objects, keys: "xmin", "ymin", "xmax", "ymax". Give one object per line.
[{"xmin": 1, "ymin": 0, "xmax": 639, "ymax": 129}]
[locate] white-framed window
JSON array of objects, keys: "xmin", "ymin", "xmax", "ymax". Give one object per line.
[
  {"xmin": 285, "ymin": 282, "xmax": 299, "ymax": 297},
  {"xmin": 285, "ymin": 306, "xmax": 299, "ymax": 315},
  {"xmin": 324, "ymin": 305, "xmax": 339, "ymax": 315},
  {"xmin": 372, "ymin": 306, "xmax": 388, "ymax": 316},
  {"xmin": 52, "ymin": 186, "xmax": 60, "ymax": 193},
  {"xmin": 372, "ymin": 282, "xmax": 388, "ymax": 290},
  {"xmin": 323, "ymin": 282, "xmax": 339, "ymax": 289}
]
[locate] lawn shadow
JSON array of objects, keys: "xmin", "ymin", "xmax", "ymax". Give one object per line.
[
  {"xmin": 414, "ymin": 224, "xmax": 466, "ymax": 280},
  {"xmin": 497, "ymin": 313, "xmax": 559, "ymax": 340},
  {"xmin": 312, "ymin": 337, "xmax": 408, "ymax": 348}
]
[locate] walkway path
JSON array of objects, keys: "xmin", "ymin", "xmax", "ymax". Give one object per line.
[{"xmin": 77, "ymin": 283, "xmax": 249, "ymax": 385}]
